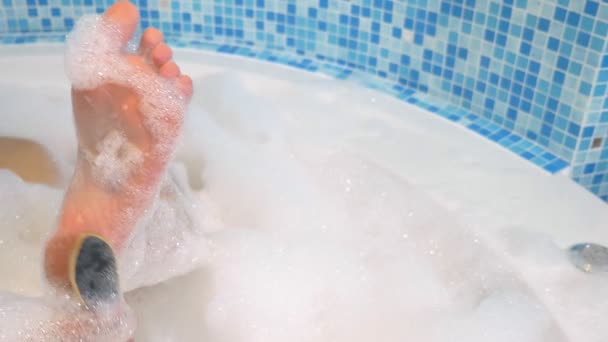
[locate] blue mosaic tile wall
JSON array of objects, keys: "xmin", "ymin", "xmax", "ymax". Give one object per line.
[{"xmin": 1, "ymin": 0, "xmax": 608, "ymax": 201}]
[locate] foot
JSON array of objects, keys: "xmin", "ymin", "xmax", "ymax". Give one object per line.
[{"xmin": 44, "ymin": 1, "xmax": 193, "ymax": 296}]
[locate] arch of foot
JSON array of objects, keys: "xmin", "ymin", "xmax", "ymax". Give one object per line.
[{"xmin": 2, "ymin": 1, "xmax": 608, "ymax": 201}]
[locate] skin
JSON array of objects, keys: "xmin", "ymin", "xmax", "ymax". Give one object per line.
[{"xmin": 38, "ymin": 1, "xmax": 193, "ymax": 339}]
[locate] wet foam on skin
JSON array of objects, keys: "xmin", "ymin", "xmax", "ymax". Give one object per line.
[
  {"xmin": 65, "ymin": 15, "xmax": 187, "ymax": 187},
  {"xmin": 87, "ymin": 130, "xmax": 144, "ymax": 190},
  {"xmin": 0, "ymin": 291, "xmax": 135, "ymax": 341}
]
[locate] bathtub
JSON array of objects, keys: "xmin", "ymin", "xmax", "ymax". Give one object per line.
[
  {"xmin": 0, "ymin": 40, "xmax": 606, "ymax": 341},
  {"xmin": 1, "ymin": 0, "xmax": 608, "ymax": 341}
]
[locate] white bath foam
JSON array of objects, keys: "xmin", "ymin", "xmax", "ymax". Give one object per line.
[
  {"xmin": 122, "ymin": 65, "xmax": 569, "ymax": 340},
  {"xmin": 126, "ymin": 143, "xmax": 565, "ymax": 341},
  {"xmin": 119, "ymin": 164, "xmax": 216, "ymax": 292},
  {"xmin": 0, "ymin": 43, "xmax": 607, "ymax": 342},
  {"xmin": 0, "ymin": 291, "xmax": 135, "ymax": 342},
  {"xmin": 495, "ymin": 228, "xmax": 608, "ymax": 342},
  {"xmin": 0, "ymin": 171, "xmax": 60, "ymax": 297}
]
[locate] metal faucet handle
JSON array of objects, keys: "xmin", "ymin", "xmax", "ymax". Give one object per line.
[{"xmin": 569, "ymin": 243, "xmax": 608, "ymax": 273}]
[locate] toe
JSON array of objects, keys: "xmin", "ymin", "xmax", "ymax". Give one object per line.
[
  {"xmin": 177, "ymin": 75, "xmax": 193, "ymax": 99},
  {"xmin": 159, "ymin": 61, "xmax": 180, "ymax": 78},
  {"xmin": 151, "ymin": 43, "xmax": 173, "ymax": 68},
  {"xmin": 102, "ymin": 1, "xmax": 140, "ymax": 45},
  {"xmin": 138, "ymin": 28, "xmax": 163, "ymax": 56}
]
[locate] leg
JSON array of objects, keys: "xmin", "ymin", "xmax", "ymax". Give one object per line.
[
  {"xmin": 43, "ymin": 1, "xmax": 193, "ymax": 299},
  {"xmin": 0, "ymin": 137, "xmax": 60, "ymax": 186}
]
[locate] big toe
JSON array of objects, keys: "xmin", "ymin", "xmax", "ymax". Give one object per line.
[{"xmin": 103, "ymin": 1, "xmax": 140, "ymax": 45}]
